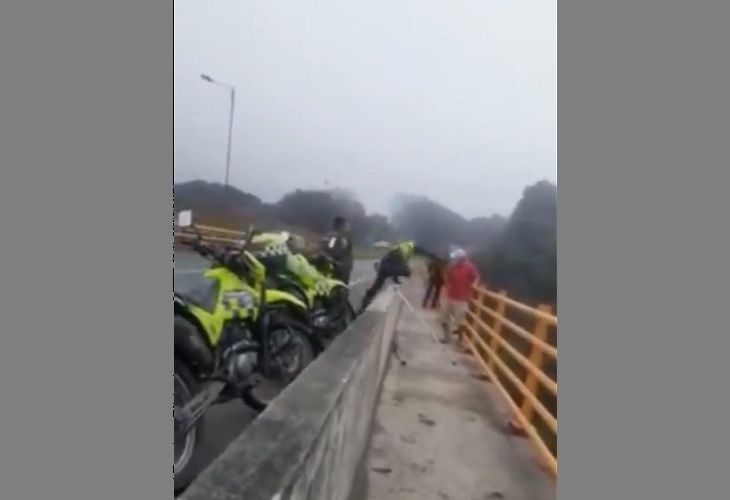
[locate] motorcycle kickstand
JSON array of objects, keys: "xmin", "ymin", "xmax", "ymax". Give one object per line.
[{"xmin": 175, "ymin": 380, "xmax": 226, "ymax": 435}]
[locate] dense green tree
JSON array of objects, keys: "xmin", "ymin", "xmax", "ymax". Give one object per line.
[{"xmin": 473, "ymin": 181, "xmax": 557, "ymax": 306}]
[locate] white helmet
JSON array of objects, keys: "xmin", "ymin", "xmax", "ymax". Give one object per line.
[{"xmin": 450, "ymin": 248, "xmax": 467, "ymax": 262}]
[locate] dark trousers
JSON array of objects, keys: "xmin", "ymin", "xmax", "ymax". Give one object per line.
[
  {"xmin": 334, "ymin": 263, "xmax": 352, "ymax": 285},
  {"xmin": 422, "ymin": 280, "xmax": 444, "ymax": 308},
  {"xmin": 359, "ymin": 269, "xmax": 408, "ymax": 312}
]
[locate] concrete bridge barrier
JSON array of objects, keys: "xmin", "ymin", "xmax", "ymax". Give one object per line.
[{"xmin": 180, "ymin": 286, "xmax": 403, "ymax": 500}]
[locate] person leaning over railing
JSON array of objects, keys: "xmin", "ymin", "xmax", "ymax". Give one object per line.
[
  {"xmin": 357, "ymin": 240, "xmax": 438, "ymax": 315},
  {"xmin": 440, "ymin": 248, "xmax": 479, "ymax": 344}
]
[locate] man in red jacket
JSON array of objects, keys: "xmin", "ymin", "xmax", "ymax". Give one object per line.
[{"xmin": 440, "ymin": 248, "xmax": 479, "ymax": 344}]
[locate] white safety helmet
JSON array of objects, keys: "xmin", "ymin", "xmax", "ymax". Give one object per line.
[{"xmin": 450, "ymin": 248, "xmax": 467, "ymax": 262}]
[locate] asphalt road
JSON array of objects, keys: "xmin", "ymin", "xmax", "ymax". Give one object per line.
[{"xmin": 174, "ymin": 252, "xmax": 375, "ymax": 489}]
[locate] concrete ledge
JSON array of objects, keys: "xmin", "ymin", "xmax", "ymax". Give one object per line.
[{"xmin": 181, "ymin": 286, "xmax": 403, "ymax": 500}]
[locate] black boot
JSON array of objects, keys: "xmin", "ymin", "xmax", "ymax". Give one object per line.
[{"xmin": 358, "ymin": 294, "xmax": 373, "ymax": 316}]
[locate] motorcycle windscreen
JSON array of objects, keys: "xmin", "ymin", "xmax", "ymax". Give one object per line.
[{"xmin": 182, "ymin": 277, "xmax": 220, "ymax": 314}]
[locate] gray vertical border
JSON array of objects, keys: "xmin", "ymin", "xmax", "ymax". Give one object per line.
[
  {"xmin": 561, "ymin": 0, "xmax": 730, "ymax": 499},
  {"xmin": 0, "ymin": 0, "xmax": 169, "ymax": 498}
]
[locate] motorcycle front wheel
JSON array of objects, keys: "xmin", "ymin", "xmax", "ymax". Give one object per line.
[
  {"xmin": 242, "ymin": 322, "xmax": 314, "ymax": 412},
  {"xmin": 174, "ymin": 357, "xmax": 205, "ymax": 494}
]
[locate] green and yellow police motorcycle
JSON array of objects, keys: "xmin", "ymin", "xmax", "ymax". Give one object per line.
[
  {"xmin": 173, "ymin": 226, "xmax": 323, "ymax": 493},
  {"xmin": 249, "ymin": 232, "xmax": 356, "ymax": 340}
]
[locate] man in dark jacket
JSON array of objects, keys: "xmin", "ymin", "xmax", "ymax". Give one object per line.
[
  {"xmin": 357, "ymin": 240, "xmax": 437, "ymax": 314},
  {"xmin": 422, "ymin": 254, "xmax": 447, "ymax": 309},
  {"xmin": 321, "ymin": 216, "xmax": 354, "ymax": 284}
]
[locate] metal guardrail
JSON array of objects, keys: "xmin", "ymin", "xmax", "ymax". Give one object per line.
[
  {"xmin": 173, "ymin": 223, "xmax": 386, "ymax": 258},
  {"xmin": 460, "ymin": 284, "xmax": 558, "ymax": 477},
  {"xmin": 173, "ymin": 224, "xmax": 321, "ymax": 252},
  {"xmin": 174, "ymin": 223, "xmax": 247, "ymax": 246}
]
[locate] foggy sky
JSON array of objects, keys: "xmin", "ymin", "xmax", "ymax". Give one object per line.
[{"xmin": 174, "ymin": 0, "xmax": 556, "ymax": 219}]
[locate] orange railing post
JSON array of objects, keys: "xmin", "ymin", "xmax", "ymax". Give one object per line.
[
  {"xmin": 509, "ymin": 303, "xmax": 553, "ymax": 437},
  {"xmin": 462, "ymin": 287, "xmax": 482, "ymax": 351},
  {"xmin": 486, "ymin": 291, "xmax": 508, "ymax": 372},
  {"xmin": 520, "ymin": 304, "xmax": 553, "ymax": 425}
]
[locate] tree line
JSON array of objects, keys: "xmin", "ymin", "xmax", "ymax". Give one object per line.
[
  {"xmin": 174, "ymin": 179, "xmax": 557, "ymax": 306},
  {"xmin": 173, "ymin": 180, "xmax": 397, "ymax": 246}
]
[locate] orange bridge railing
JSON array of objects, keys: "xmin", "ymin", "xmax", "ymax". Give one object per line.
[{"xmin": 461, "ymin": 284, "xmax": 557, "ymax": 477}]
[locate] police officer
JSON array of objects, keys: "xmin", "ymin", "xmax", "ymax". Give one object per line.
[
  {"xmin": 321, "ymin": 216, "xmax": 354, "ymax": 284},
  {"xmin": 358, "ymin": 240, "xmax": 437, "ymax": 314}
]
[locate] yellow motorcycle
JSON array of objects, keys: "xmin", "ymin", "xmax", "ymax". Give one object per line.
[
  {"xmin": 249, "ymin": 232, "xmax": 357, "ymax": 339},
  {"xmin": 174, "ymin": 226, "xmax": 321, "ymax": 492}
]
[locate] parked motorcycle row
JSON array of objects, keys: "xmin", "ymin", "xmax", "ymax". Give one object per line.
[{"xmin": 174, "ymin": 217, "xmax": 357, "ymax": 492}]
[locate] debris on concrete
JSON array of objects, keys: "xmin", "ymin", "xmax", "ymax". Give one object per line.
[
  {"xmin": 418, "ymin": 413, "xmax": 436, "ymax": 427},
  {"xmin": 400, "ymin": 434, "xmax": 416, "ymax": 444},
  {"xmin": 364, "ymin": 284, "xmax": 555, "ymax": 500}
]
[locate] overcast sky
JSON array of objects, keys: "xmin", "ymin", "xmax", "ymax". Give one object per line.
[{"xmin": 174, "ymin": 0, "xmax": 556, "ymax": 219}]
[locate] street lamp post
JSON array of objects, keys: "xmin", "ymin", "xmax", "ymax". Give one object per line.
[{"xmin": 201, "ymin": 74, "xmax": 236, "ymax": 189}]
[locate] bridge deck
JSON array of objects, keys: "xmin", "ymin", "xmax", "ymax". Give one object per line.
[{"xmin": 364, "ymin": 284, "xmax": 555, "ymax": 500}]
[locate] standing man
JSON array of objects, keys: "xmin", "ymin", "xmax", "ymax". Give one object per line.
[
  {"xmin": 422, "ymin": 254, "xmax": 447, "ymax": 309},
  {"xmin": 322, "ymin": 216, "xmax": 354, "ymax": 284},
  {"xmin": 440, "ymin": 248, "xmax": 479, "ymax": 344}
]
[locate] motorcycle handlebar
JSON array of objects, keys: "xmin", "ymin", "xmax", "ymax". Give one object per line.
[
  {"xmin": 184, "ymin": 237, "xmax": 255, "ymax": 280},
  {"xmin": 179, "ymin": 224, "xmax": 264, "ymax": 283}
]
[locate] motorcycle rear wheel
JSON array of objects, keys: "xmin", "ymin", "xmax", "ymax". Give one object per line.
[{"xmin": 242, "ymin": 323, "xmax": 314, "ymax": 412}]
